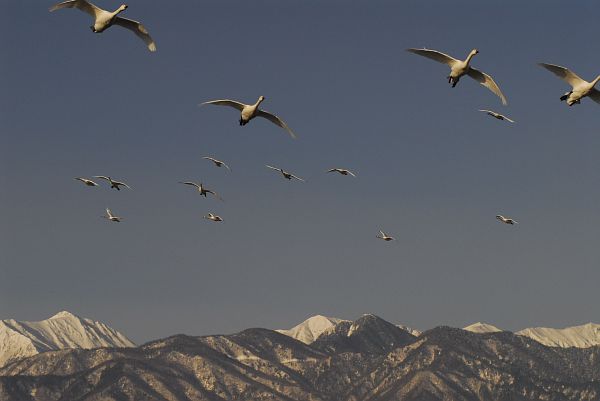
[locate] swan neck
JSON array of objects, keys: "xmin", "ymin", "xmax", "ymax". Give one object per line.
[
  {"xmin": 114, "ymin": 5, "xmax": 127, "ymax": 15},
  {"xmin": 465, "ymin": 51, "xmax": 477, "ymax": 65},
  {"xmin": 255, "ymin": 98, "xmax": 264, "ymax": 107},
  {"xmin": 592, "ymin": 75, "xmax": 600, "ymax": 87}
]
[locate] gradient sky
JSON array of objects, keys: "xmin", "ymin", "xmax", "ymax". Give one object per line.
[{"xmin": 1, "ymin": 0, "xmax": 599, "ymax": 343}]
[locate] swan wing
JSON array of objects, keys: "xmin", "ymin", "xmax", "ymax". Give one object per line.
[
  {"xmin": 93, "ymin": 175, "xmax": 111, "ymax": 182},
  {"xmin": 179, "ymin": 181, "xmax": 200, "ymax": 189},
  {"xmin": 200, "ymin": 100, "xmax": 246, "ymax": 111},
  {"xmin": 49, "ymin": 0, "xmax": 101, "ymax": 17},
  {"xmin": 256, "ymin": 110, "xmax": 296, "ymax": 139},
  {"xmin": 113, "ymin": 17, "xmax": 156, "ymax": 52},
  {"xmin": 538, "ymin": 63, "xmax": 586, "ymax": 88},
  {"xmin": 467, "ymin": 68, "xmax": 508, "ymax": 105},
  {"xmin": 290, "ymin": 174, "xmax": 305, "ymax": 182},
  {"xmin": 589, "ymin": 88, "xmax": 600, "ymax": 105},
  {"xmin": 406, "ymin": 48, "xmax": 459, "ymax": 67},
  {"xmin": 266, "ymin": 165, "xmax": 281, "ymax": 172}
]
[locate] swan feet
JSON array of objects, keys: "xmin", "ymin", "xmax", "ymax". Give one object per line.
[
  {"xmin": 447, "ymin": 76, "xmax": 459, "ymax": 88},
  {"xmin": 560, "ymin": 92, "xmax": 571, "ymax": 102},
  {"xmin": 239, "ymin": 118, "xmax": 248, "ymax": 126}
]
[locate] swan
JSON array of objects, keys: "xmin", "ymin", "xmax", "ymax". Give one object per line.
[
  {"xmin": 200, "ymin": 96, "xmax": 296, "ymax": 139},
  {"xmin": 204, "ymin": 213, "xmax": 223, "ymax": 222},
  {"xmin": 74, "ymin": 177, "xmax": 98, "ymax": 186},
  {"xmin": 94, "ymin": 176, "xmax": 131, "ymax": 190},
  {"xmin": 479, "ymin": 110, "xmax": 515, "ymax": 123},
  {"xmin": 539, "ymin": 63, "xmax": 600, "ymax": 106},
  {"xmin": 376, "ymin": 230, "xmax": 395, "ymax": 241},
  {"xmin": 327, "ymin": 168, "xmax": 356, "ymax": 177},
  {"xmin": 407, "ymin": 48, "xmax": 507, "ymax": 105},
  {"xmin": 496, "ymin": 215, "xmax": 518, "ymax": 225},
  {"xmin": 179, "ymin": 181, "xmax": 223, "ymax": 201},
  {"xmin": 203, "ymin": 157, "xmax": 231, "ymax": 171},
  {"xmin": 103, "ymin": 208, "xmax": 122, "ymax": 222},
  {"xmin": 49, "ymin": 0, "xmax": 156, "ymax": 52},
  {"xmin": 266, "ymin": 165, "xmax": 305, "ymax": 182}
]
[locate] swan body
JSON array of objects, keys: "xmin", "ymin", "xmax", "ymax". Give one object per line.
[
  {"xmin": 74, "ymin": 177, "xmax": 98, "ymax": 186},
  {"xmin": 103, "ymin": 208, "xmax": 122, "ymax": 222},
  {"xmin": 49, "ymin": 0, "xmax": 156, "ymax": 52},
  {"xmin": 327, "ymin": 168, "xmax": 356, "ymax": 177},
  {"xmin": 204, "ymin": 213, "xmax": 223, "ymax": 222},
  {"xmin": 496, "ymin": 215, "xmax": 518, "ymax": 225},
  {"xmin": 376, "ymin": 230, "xmax": 395, "ymax": 241},
  {"xmin": 201, "ymin": 96, "xmax": 296, "ymax": 138},
  {"xmin": 479, "ymin": 110, "xmax": 515, "ymax": 123},
  {"xmin": 407, "ymin": 48, "xmax": 507, "ymax": 105},
  {"xmin": 179, "ymin": 181, "xmax": 223, "ymax": 200},
  {"xmin": 539, "ymin": 63, "xmax": 600, "ymax": 106},
  {"xmin": 203, "ymin": 157, "xmax": 231, "ymax": 171},
  {"xmin": 266, "ymin": 165, "xmax": 305, "ymax": 182},
  {"xmin": 94, "ymin": 176, "xmax": 131, "ymax": 190}
]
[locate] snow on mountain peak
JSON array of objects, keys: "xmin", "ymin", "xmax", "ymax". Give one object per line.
[
  {"xmin": 516, "ymin": 323, "xmax": 600, "ymax": 348},
  {"xmin": 463, "ymin": 322, "xmax": 503, "ymax": 333},
  {"xmin": 276, "ymin": 315, "xmax": 348, "ymax": 344},
  {"xmin": 0, "ymin": 311, "xmax": 135, "ymax": 367}
]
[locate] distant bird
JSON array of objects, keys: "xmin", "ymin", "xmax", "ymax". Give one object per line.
[
  {"xmin": 538, "ymin": 63, "xmax": 600, "ymax": 106},
  {"xmin": 204, "ymin": 213, "xmax": 223, "ymax": 222},
  {"xmin": 203, "ymin": 156, "xmax": 231, "ymax": 171},
  {"xmin": 49, "ymin": 0, "xmax": 156, "ymax": 52},
  {"xmin": 102, "ymin": 208, "xmax": 122, "ymax": 222},
  {"xmin": 407, "ymin": 48, "xmax": 507, "ymax": 105},
  {"xmin": 478, "ymin": 109, "xmax": 515, "ymax": 123},
  {"xmin": 266, "ymin": 165, "xmax": 305, "ymax": 182},
  {"xmin": 94, "ymin": 176, "xmax": 131, "ymax": 191},
  {"xmin": 376, "ymin": 230, "xmax": 395, "ymax": 241},
  {"xmin": 74, "ymin": 177, "xmax": 98, "ymax": 186},
  {"xmin": 200, "ymin": 96, "xmax": 296, "ymax": 138},
  {"xmin": 179, "ymin": 181, "xmax": 223, "ymax": 200},
  {"xmin": 327, "ymin": 168, "xmax": 356, "ymax": 177},
  {"xmin": 496, "ymin": 215, "xmax": 518, "ymax": 225}
]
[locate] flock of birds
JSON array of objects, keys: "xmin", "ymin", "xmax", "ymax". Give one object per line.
[{"xmin": 55, "ymin": 0, "xmax": 599, "ymax": 241}]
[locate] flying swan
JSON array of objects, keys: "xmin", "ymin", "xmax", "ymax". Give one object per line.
[
  {"xmin": 478, "ymin": 110, "xmax": 515, "ymax": 123},
  {"xmin": 407, "ymin": 48, "xmax": 507, "ymax": 105},
  {"xmin": 539, "ymin": 63, "xmax": 600, "ymax": 106},
  {"xmin": 49, "ymin": 0, "xmax": 156, "ymax": 52},
  {"xmin": 200, "ymin": 96, "xmax": 296, "ymax": 139}
]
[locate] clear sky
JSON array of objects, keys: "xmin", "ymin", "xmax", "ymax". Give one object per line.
[{"xmin": 1, "ymin": 0, "xmax": 599, "ymax": 343}]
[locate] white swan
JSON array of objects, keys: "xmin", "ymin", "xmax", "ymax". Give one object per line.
[
  {"xmin": 103, "ymin": 208, "xmax": 122, "ymax": 222},
  {"xmin": 266, "ymin": 165, "xmax": 305, "ymax": 182},
  {"xmin": 327, "ymin": 168, "xmax": 356, "ymax": 177},
  {"xmin": 478, "ymin": 110, "xmax": 515, "ymax": 123},
  {"xmin": 376, "ymin": 230, "xmax": 395, "ymax": 241},
  {"xmin": 203, "ymin": 157, "xmax": 231, "ymax": 171},
  {"xmin": 496, "ymin": 215, "xmax": 518, "ymax": 225},
  {"xmin": 539, "ymin": 63, "xmax": 600, "ymax": 106},
  {"xmin": 49, "ymin": 0, "xmax": 156, "ymax": 52},
  {"xmin": 204, "ymin": 213, "xmax": 223, "ymax": 222},
  {"xmin": 407, "ymin": 48, "xmax": 507, "ymax": 105},
  {"xmin": 179, "ymin": 181, "xmax": 223, "ymax": 201},
  {"xmin": 74, "ymin": 177, "xmax": 98, "ymax": 186},
  {"xmin": 94, "ymin": 176, "xmax": 131, "ymax": 190},
  {"xmin": 200, "ymin": 96, "xmax": 296, "ymax": 139}
]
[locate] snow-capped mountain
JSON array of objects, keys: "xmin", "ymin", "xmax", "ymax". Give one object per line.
[
  {"xmin": 276, "ymin": 315, "xmax": 347, "ymax": 344},
  {"xmin": 463, "ymin": 322, "xmax": 503, "ymax": 333},
  {"xmin": 0, "ymin": 311, "xmax": 134, "ymax": 367},
  {"xmin": 516, "ymin": 323, "xmax": 600, "ymax": 348}
]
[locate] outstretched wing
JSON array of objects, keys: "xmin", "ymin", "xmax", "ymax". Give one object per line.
[
  {"xmin": 538, "ymin": 63, "xmax": 586, "ymax": 88},
  {"xmin": 265, "ymin": 165, "xmax": 281, "ymax": 172},
  {"xmin": 179, "ymin": 181, "xmax": 200, "ymax": 189},
  {"xmin": 467, "ymin": 68, "xmax": 508, "ymax": 105},
  {"xmin": 256, "ymin": 110, "xmax": 296, "ymax": 139},
  {"xmin": 114, "ymin": 181, "xmax": 132, "ymax": 190},
  {"xmin": 93, "ymin": 175, "xmax": 111, "ymax": 182},
  {"xmin": 290, "ymin": 174, "xmax": 305, "ymax": 182},
  {"xmin": 49, "ymin": 0, "xmax": 101, "ymax": 17},
  {"xmin": 113, "ymin": 17, "xmax": 156, "ymax": 52},
  {"xmin": 589, "ymin": 88, "xmax": 600, "ymax": 105},
  {"xmin": 200, "ymin": 100, "xmax": 246, "ymax": 111},
  {"xmin": 206, "ymin": 189, "xmax": 224, "ymax": 202},
  {"xmin": 406, "ymin": 48, "xmax": 459, "ymax": 67}
]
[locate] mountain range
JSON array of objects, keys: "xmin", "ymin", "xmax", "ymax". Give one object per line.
[{"xmin": 0, "ymin": 312, "xmax": 599, "ymax": 401}]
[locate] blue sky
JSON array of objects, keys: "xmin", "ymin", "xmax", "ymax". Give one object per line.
[{"xmin": 1, "ymin": 0, "xmax": 599, "ymax": 342}]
